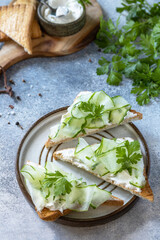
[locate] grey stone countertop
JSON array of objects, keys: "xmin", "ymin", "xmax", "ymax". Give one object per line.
[{"xmin": 0, "ymin": 0, "xmax": 160, "ymax": 239}]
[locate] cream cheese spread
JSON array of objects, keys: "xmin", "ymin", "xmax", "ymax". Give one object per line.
[{"xmin": 43, "ymin": 0, "xmax": 83, "ymax": 24}]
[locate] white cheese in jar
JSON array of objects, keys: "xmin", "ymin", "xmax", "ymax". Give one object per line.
[{"xmin": 44, "ymin": 0, "xmax": 83, "ymax": 24}]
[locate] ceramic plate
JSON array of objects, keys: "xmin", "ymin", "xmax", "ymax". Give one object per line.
[{"xmin": 16, "ymin": 107, "xmax": 150, "ymax": 227}]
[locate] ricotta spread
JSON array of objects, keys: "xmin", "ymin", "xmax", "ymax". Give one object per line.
[{"xmin": 43, "ymin": 0, "xmax": 83, "ymax": 24}]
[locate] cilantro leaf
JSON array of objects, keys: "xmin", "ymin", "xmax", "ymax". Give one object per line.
[{"xmin": 41, "ymin": 171, "xmax": 72, "ymax": 197}]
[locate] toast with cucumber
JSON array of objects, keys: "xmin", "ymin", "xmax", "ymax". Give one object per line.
[
  {"xmin": 53, "ymin": 138, "xmax": 153, "ymax": 202},
  {"xmin": 45, "ymin": 91, "xmax": 142, "ymax": 148},
  {"xmin": 21, "ymin": 161, "xmax": 124, "ymax": 221}
]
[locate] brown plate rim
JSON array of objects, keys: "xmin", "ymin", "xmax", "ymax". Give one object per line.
[{"xmin": 15, "ymin": 107, "xmax": 150, "ymax": 227}]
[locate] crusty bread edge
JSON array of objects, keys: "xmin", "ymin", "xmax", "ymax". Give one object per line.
[
  {"xmin": 36, "ymin": 196, "xmax": 124, "ymax": 221},
  {"xmin": 53, "ymin": 151, "xmax": 154, "ymax": 202},
  {"xmin": 45, "ymin": 109, "xmax": 143, "ymax": 148}
]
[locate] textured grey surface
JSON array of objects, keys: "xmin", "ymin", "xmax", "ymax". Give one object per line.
[{"xmin": 0, "ymin": 0, "xmax": 160, "ymax": 240}]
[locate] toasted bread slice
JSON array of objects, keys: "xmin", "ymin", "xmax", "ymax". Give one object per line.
[
  {"xmin": 53, "ymin": 149, "xmax": 154, "ymax": 202},
  {"xmin": 14, "ymin": 0, "xmax": 42, "ymax": 39},
  {"xmin": 9, "ymin": 0, "xmax": 17, "ymax": 5},
  {"xmin": 46, "ymin": 91, "xmax": 143, "ymax": 148},
  {"xmin": 36, "ymin": 196, "xmax": 124, "ymax": 221},
  {"xmin": 0, "ymin": 0, "xmax": 41, "ymax": 42},
  {"xmin": 37, "ymin": 208, "xmax": 71, "ymax": 222},
  {"xmin": 15, "ymin": 0, "xmax": 37, "ymax": 7},
  {"xmin": 45, "ymin": 109, "xmax": 142, "ymax": 148},
  {"xmin": 0, "ymin": 0, "xmax": 14, "ymax": 41},
  {"xmin": 0, "ymin": 5, "xmax": 34, "ymax": 54}
]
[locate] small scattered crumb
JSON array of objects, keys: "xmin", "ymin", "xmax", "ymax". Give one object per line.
[
  {"xmin": 16, "ymin": 96, "xmax": 21, "ymax": 101},
  {"xmin": 30, "ymin": 85, "xmax": 33, "ymax": 89},
  {"xmin": 11, "ymin": 111, "xmax": 15, "ymax": 115},
  {"xmin": 9, "ymin": 105, "xmax": 14, "ymax": 109},
  {"xmin": 38, "ymin": 93, "xmax": 42, "ymax": 97},
  {"xmin": 88, "ymin": 59, "xmax": 93, "ymax": 63},
  {"xmin": 8, "ymin": 122, "xmax": 10, "ymax": 125},
  {"xmin": 22, "ymin": 79, "xmax": 26, "ymax": 83},
  {"xmin": 28, "ymin": 93, "xmax": 31, "ymax": 97},
  {"xmin": 15, "ymin": 121, "xmax": 23, "ymax": 130},
  {"xmin": 9, "ymin": 79, "xmax": 15, "ymax": 85}
]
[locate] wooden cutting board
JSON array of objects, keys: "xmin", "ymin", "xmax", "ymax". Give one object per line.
[{"xmin": 0, "ymin": 0, "xmax": 102, "ymax": 71}]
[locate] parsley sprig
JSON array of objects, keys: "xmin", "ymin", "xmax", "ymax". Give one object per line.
[
  {"xmin": 96, "ymin": 0, "xmax": 160, "ymax": 105},
  {"xmin": 78, "ymin": 0, "xmax": 91, "ymax": 6},
  {"xmin": 41, "ymin": 171, "xmax": 72, "ymax": 197},
  {"xmin": 116, "ymin": 140, "xmax": 142, "ymax": 175},
  {"xmin": 78, "ymin": 102, "xmax": 105, "ymax": 119}
]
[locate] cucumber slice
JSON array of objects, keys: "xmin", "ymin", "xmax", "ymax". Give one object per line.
[
  {"xmin": 74, "ymin": 92, "xmax": 93, "ymax": 104},
  {"xmin": 25, "ymin": 179, "xmax": 46, "ymax": 211},
  {"xmin": 75, "ymin": 138, "xmax": 89, "ymax": 153},
  {"xmin": 75, "ymin": 145, "xmax": 95, "ymax": 167},
  {"xmin": 71, "ymin": 102, "xmax": 92, "ymax": 119},
  {"xmin": 61, "ymin": 117, "xmax": 71, "ymax": 126},
  {"xmin": 66, "ymin": 185, "xmax": 96, "ymax": 211},
  {"xmin": 110, "ymin": 107, "xmax": 128, "ymax": 124},
  {"xmin": 89, "ymin": 91, "xmax": 114, "ymax": 110},
  {"xmin": 86, "ymin": 117, "xmax": 104, "ymax": 129},
  {"xmin": 91, "ymin": 187, "xmax": 111, "ymax": 208},
  {"xmin": 57, "ymin": 117, "xmax": 86, "ymax": 138},
  {"xmin": 98, "ymin": 149, "xmax": 121, "ymax": 172},
  {"xmin": 91, "ymin": 144, "xmax": 100, "ymax": 152},
  {"xmin": 129, "ymin": 181, "xmax": 143, "ymax": 188},
  {"xmin": 49, "ymin": 124, "xmax": 60, "ymax": 139},
  {"xmin": 21, "ymin": 163, "xmax": 45, "ymax": 189},
  {"xmin": 91, "ymin": 161, "xmax": 109, "ymax": 176},
  {"xmin": 112, "ymin": 96, "xmax": 131, "ymax": 109},
  {"xmin": 95, "ymin": 138, "xmax": 118, "ymax": 155},
  {"xmin": 101, "ymin": 111, "xmax": 110, "ymax": 125}
]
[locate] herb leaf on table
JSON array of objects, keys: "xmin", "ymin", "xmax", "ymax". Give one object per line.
[{"xmin": 96, "ymin": 0, "xmax": 160, "ymax": 105}]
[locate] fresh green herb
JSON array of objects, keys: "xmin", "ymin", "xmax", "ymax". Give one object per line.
[
  {"xmin": 78, "ymin": 102, "xmax": 105, "ymax": 118},
  {"xmin": 41, "ymin": 171, "xmax": 72, "ymax": 197},
  {"xmin": 91, "ymin": 162, "xmax": 100, "ymax": 170},
  {"xmin": 78, "ymin": 0, "xmax": 91, "ymax": 6},
  {"xmin": 45, "ymin": 189, "xmax": 50, "ymax": 199},
  {"xmin": 100, "ymin": 170, "xmax": 110, "ymax": 177},
  {"xmin": 96, "ymin": 0, "xmax": 160, "ymax": 105},
  {"xmin": 90, "ymin": 203, "xmax": 96, "ymax": 209},
  {"xmin": 116, "ymin": 140, "xmax": 142, "ymax": 175},
  {"xmin": 129, "ymin": 181, "xmax": 144, "ymax": 189}
]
